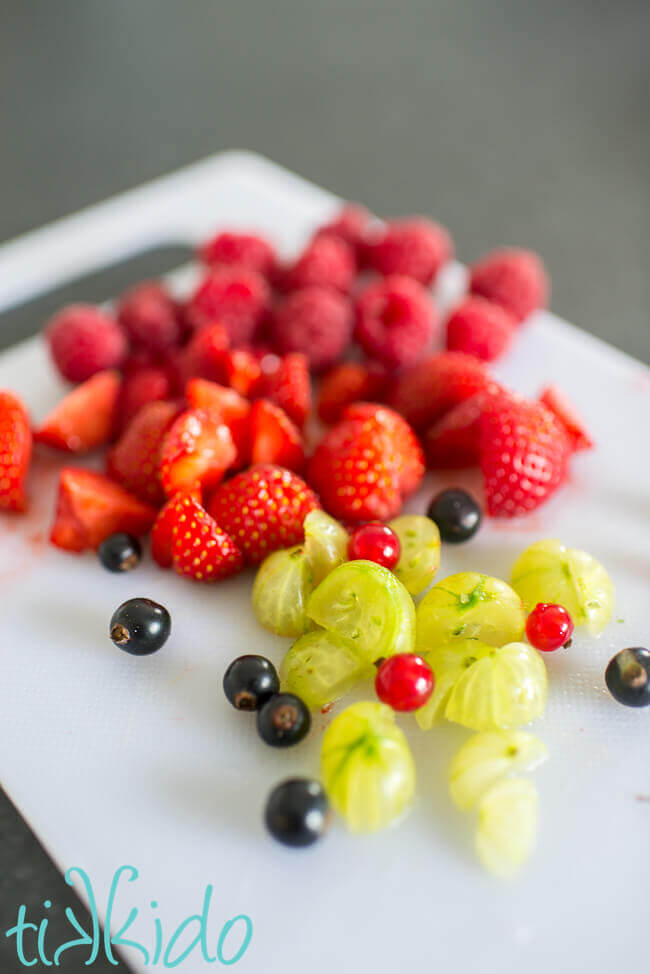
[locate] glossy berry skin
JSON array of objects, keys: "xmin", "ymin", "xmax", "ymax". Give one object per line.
[
  {"xmin": 605, "ymin": 648, "xmax": 650, "ymax": 708},
  {"xmin": 375, "ymin": 653, "xmax": 434, "ymax": 712},
  {"xmin": 526, "ymin": 603, "xmax": 574, "ymax": 652},
  {"xmin": 98, "ymin": 533, "xmax": 142, "ymax": 573},
  {"xmin": 264, "ymin": 778, "xmax": 331, "ymax": 848},
  {"xmin": 257, "ymin": 693, "xmax": 311, "ymax": 747},
  {"xmin": 109, "ymin": 598, "xmax": 171, "ymax": 656},
  {"xmin": 427, "ymin": 488, "xmax": 482, "ymax": 543},
  {"xmin": 347, "ymin": 523, "xmax": 401, "ymax": 570},
  {"xmin": 223, "ymin": 655, "xmax": 280, "ymax": 712}
]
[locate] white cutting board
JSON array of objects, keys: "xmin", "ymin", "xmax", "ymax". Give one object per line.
[{"xmin": 1, "ymin": 152, "xmax": 649, "ymax": 974}]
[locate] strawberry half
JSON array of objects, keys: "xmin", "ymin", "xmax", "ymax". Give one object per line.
[
  {"xmin": 150, "ymin": 485, "xmax": 202, "ymax": 568},
  {"xmin": 479, "ymin": 395, "xmax": 572, "ymax": 517},
  {"xmin": 388, "ymin": 351, "xmax": 490, "ymax": 431},
  {"xmin": 249, "ymin": 399, "xmax": 305, "ymax": 471},
  {"xmin": 424, "ymin": 383, "xmax": 504, "ymax": 468},
  {"xmin": 178, "ymin": 322, "xmax": 230, "ymax": 384},
  {"xmin": 34, "ymin": 370, "xmax": 121, "ymax": 453},
  {"xmin": 0, "ymin": 390, "xmax": 32, "ymax": 512},
  {"xmin": 538, "ymin": 384, "xmax": 594, "ymax": 452},
  {"xmin": 50, "ymin": 468, "xmax": 157, "ymax": 552},
  {"xmin": 207, "ymin": 464, "xmax": 320, "ymax": 564},
  {"xmin": 185, "ymin": 379, "xmax": 251, "ymax": 468},
  {"xmin": 107, "ymin": 400, "xmax": 181, "ymax": 505},
  {"xmin": 169, "ymin": 493, "xmax": 243, "ymax": 582},
  {"xmin": 341, "ymin": 402, "xmax": 424, "ymax": 495},
  {"xmin": 260, "ymin": 353, "xmax": 312, "ymax": 429},
  {"xmin": 317, "ymin": 362, "xmax": 387, "ymax": 425},
  {"xmin": 160, "ymin": 408, "xmax": 236, "ymax": 497},
  {"xmin": 220, "ymin": 348, "xmax": 263, "ymax": 397}
]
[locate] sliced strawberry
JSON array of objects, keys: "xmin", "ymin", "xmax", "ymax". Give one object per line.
[
  {"xmin": 169, "ymin": 493, "xmax": 244, "ymax": 582},
  {"xmin": 179, "ymin": 322, "xmax": 230, "ymax": 384},
  {"xmin": 117, "ymin": 367, "xmax": 171, "ymax": 431},
  {"xmin": 221, "ymin": 347, "xmax": 263, "ymax": 397},
  {"xmin": 0, "ymin": 391, "xmax": 32, "ymax": 512},
  {"xmin": 207, "ymin": 464, "xmax": 320, "ymax": 564},
  {"xmin": 388, "ymin": 351, "xmax": 490, "ymax": 431},
  {"xmin": 160, "ymin": 408, "xmax": 236, "ymax": 497},
  {"xmin": 260, "ymin": 353, "xmax": 312, "ymax": 429},
  {"xmin": 50, "ymin": 468, "xmax": 157, "ymax": 552},
  {"xmin": 317, "ymin": 362, "xmax": 387, "ymax": 424},
  {"xmin": 249, "ymin": 399, "xmax": 305, "ymax": 472},
  {"xmin": 107, "ymin": 400, "xmax": 181, "ymax": 505},
  {"xmin": 538, "ymin": 384, "xmax": 594, "ymax": 452},
  {"xmin": 34, "ymin": 370, "xmax": 121, "ymax": 453},
  {"xmin": 424, "ymin": 383, "xmax": 504, "ymax": 468},
  {"xmin": 150, "ymin": 485, "xmax": 202, "ymax": 568},
  {"xmin": 185, "ymin": 378, "xmax": 251, "ymax": 467},
  {"xmin": 341, "ymin": 402, "xmax": 425, "ymax": 496}
]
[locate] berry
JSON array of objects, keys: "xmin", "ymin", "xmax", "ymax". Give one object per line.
[
  {"xmin": 446, "ymin": 296, "xmax": 516, "ymax": 361},
  {"xmin": 178, "ymin": 322, "xmax": 230, "ymax": 384},
  {"xmin": 186, "ymin": 268, "xmax": 271, "ymax": 345},
  {"xmin": 479, "ymin": 396, "xmax": 571, "ymax": 517},
  {"xmin": 354, "ymin": 275, "xmax": 437, "ymax": 370},
  {"xmin": 34, "ymin": 370, "xmax": 121, "ymax": 452},
  {"xmin": 259, "ymin": 353, "xmax": 311, "ymax": 430},
  {"xmin": 314, "ymin": 203, "xmax": 372, "ymax": 252},
  {"xmin": 0, "ymin": 391, "xmax": 32, "ymax": 512},
  {"xmin": 256, "ymin": 692, "xmax": 311, "ymax": 747},
  {"xmin": 388, "ymin": 351, "xmax": 490, "ymax": 431},
  {"xmin": 317, "ymin": 362, "xmax": 387, "ymax": 425},
  {"xmin": 342, "ymin": 403, "xmax": 424, "ymax": 495},
  {"xmin": 46, "ymin": 305, "xmax": 127, "ymax": 383},
  {"xmin": 207, "ymin": 464, "xmax": 320, "ymax": 565},
  {"xmin": 265, "ymin": 778, "xmax": 330, "ymax": 848},
  {"xmin": 117, "ymin": 367, "xmax": 171, "ymax": 431},
  {"xmin": 605, "ymin": 648, "xmax": 650, "ymax": 708},
  {"xmin": 150, "ymin": 485, "xmax": 201, "ymax": 568},
  {"xmin": 107, "ymin": 400, "xmax": 181, "ymax": 505},
  {"xmin": 423, "ymin": 385, "xmax": 503, "ymax": 469},
  {"xmin": 116, "ymin": 281, "xmax": 181, "ymax": 353},
  {"xmin": 375, "ymin": 654, "xmax": 434, "ymax": 712},
  {"xmin": 185, "ymin": 378, "xmax": 251, "ymax": 467},
  {"xmin": 98, "ymin": 532, "xmax": 142, "ymax": 573},
  {"xmin": 348, "ymin": 523, "xmax": 401, "ymax": 570},
  {"xmin": 170, "ymin": 493, "xmax": 244, "ymax": 582},
  {"xmin": 525, "ymin": 603, "xmax": 574, "ymax": 652},
  {"xmin": 538, "ymin": 385, "xmax": 594, "ymax": 452},
  {"xmin": 109, "ymin": 598, "xmax": 171, "ymax": 656},
  {"xmin": 223, "ymin": 655, "xmax": 280, "ymax": 711},
  {"xmin": 270, "ymin": 286, "xmax": 352, "ymax": 372},
  {"xmin": 469, "ymin": 248, "xmax": 548, "ymax": 323},
  {"xmin": 160, "ymin": 408, "xmax": 236, "ymax": 496},
  {"xmin": 249, "ymin": 399, "xmax": 304, "ymax": 472},
  {"xmin": 50, "ymin": 468, "xmax": 157, "ymax": 552},
  {"xmin": 278, "ymin": 235, "xmax": 356, "ymax": 293},
  {"xmin": 364, "ymin": 217, "xmax": 453, "ymax": 284},
  {"xmin": 198, "ymin": 231, "xmax": 275, "ymax": 277},
  {"xmin": 252, "ymin": 545, "xmax": 314, "ymax": 637},
  {"xmin": 388, "ymin": 514, "xmax": 441, "ymax": 596},
  {"xmin": 427, "ymin": 488, "xmax": 482, "ymax": 543},
  {"xmin": 218, "ymin": 347, "xmax": 264, "ymax": 397}
]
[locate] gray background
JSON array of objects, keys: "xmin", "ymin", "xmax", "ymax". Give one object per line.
[{"xmin": 0, "ymin": 0, "xmax": 648, "ymax": 969}]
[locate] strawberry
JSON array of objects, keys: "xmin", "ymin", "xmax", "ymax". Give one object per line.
[
  {"xmin": 220, "ymin": 347, "xmax": 263, "ymax": 397},
  {"xmin": 150, "ymin": 485, "xmax": 202, "ymax": 568},
  {"xmin": 117, "ymin": 367, "xmax": 171, "ymax": 431},
  {"xmin": 423, "ymin": 383, "xmax": 504, "ymax": 468},
  {"xmin": 50, "ymin": 468, "xmax": 157, "ymax": 552},
  {"xmin": 107, "ymin": 400, "xmax": 181, "ymax": 505},
  {"xmin": 259, "ymin": 353, "xmax": 311, "ymax": 429},
  {"xmin": 317, "ymin": 362, "xmax": 387, "ymax": 425},
  {"xmin": 249, "ymin": 399, "xmax": 305, "ymax": 471},
  {"xmin": 179, "ymin": 322, "xmax": 230, "ymax": 384},
  {"xmin": 34, "ymin": 370, "xmax": 121, "ymax": 453},
  {"xmin": 388, "ymin": 351, "xmax": 490, "ymax": 431},
  {"xmin": 207, "ymin": 464, "xmax": 320, "ymax": 565},
  {"xmin": 538, "ymin": 384, "xmax": 594, "ymax": 452},
  {"xmin": 341, "ymin": 403, "xmax": 424, "ymax": 495},
  {"xmin": 479, "ymin": 395, "xmax": 571, "ymax": 517},
  {"xmin": 169, "ymin": 493, "xmax": 244, "ymax": 582},
  {"xmin": 186, "ymin": 378, "xmax": 251, "ymax": 467},
  {"xmin": 160, "ymin": 408, "xmax": 236, "ymax": 497},
  {"xmin": 0, "ymin": 391, "xmax": 32, "ymax": 512}
]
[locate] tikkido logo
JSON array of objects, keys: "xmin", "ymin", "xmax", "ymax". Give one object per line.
[{"xmin": 4, "ymin": 866, "xmax": 253, "ymax": 968}]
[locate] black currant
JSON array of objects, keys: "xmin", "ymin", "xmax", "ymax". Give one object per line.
[
  {"xmin": 98, "ymin": 533, "xmax": 142, "ymax": 573},
  {"xmin": 223, "ymin": 655, "xmax": 279, "ymax": 712},
  {"xmin": 257, "ymin": 693, "xmax": 311, "ymax": 747},
  {"xmin": 605, "ymin": 648, "xmax": 650, "ymax": 708},
  {"xmin": 109, "ymin": 598, "xmax": 171, "ymax": 656},
  {"xmin": 427, "ymin": 487, "xmax": 482, "ymax": 543},
  {"xmin": 264, "ymin": 778, "xmax": 330, "ymax": 848}
]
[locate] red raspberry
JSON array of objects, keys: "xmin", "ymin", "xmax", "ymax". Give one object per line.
[
  {"xmin": 116, "ymin": 281, "xmax": 181, "ymax": 353},
  {"xmin": 46, "ymin": 305, "xmax": 127, "ymax": 383},
  {"xmin": 185, "ymin": 267, "xmax": 271, "ymax": 345},
  {"xmin": 469, "ymin": 248, "xmax": 549, "ymax": 323},
  {"xmin": 354, "ymin": 275, "xmax": 437, "ymax": 370},
  {"xmin": 118, "ymin": 366, "xmax": 172, "ymax": 430},
  {"xmin": 364, "ymin": 218, "xmax": 453, "ymax": 284},
  {"xmin": 270, "ymin": 287, "xmax": 353, "ymax": 372},
  {"xmin": 445, "ymin": 296, "xmax": 516, "ymax": 361},
  {"xmin": 314, "ymin": 203, "xmax": 372, "ymax": 252},
  {"xmin": 278, "ymin": 235, "xmax": 356, "ymax": 293},
  {"xmin": 198, "ymin": 230, "xmax": 276, "ymax": 277}
]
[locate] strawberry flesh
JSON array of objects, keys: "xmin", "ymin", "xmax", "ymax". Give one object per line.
[{"xmin": 34, "ymin": 370, "xmax": 121, "ymax": 453}]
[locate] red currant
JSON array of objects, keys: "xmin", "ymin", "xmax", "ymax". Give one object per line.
[
  {"xmin": 525, "ymin": 602, "xmax": 574, "ymax": 652},
  {"xmin": 375, "ymin": 654, "xmax": 434, "ymax": 711},
  {"xmin": 347, "ymin": 522, "xmax": 401, "ymax": 570}
]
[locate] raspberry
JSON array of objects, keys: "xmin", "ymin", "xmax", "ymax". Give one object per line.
[
  {"xmin": 354, "ymin": 275, "xmax": 437, "ymax": 370},
  {"xmin": 469, "ymin": 248, "xmax": 549, "ymax": 323},
  {"xmin": 445, "ymin": 296, "xmax": 516, "ymax": 361},
  {"xmin": 270, "ymin": 287, "xmax": 353, "ymax": 372},
  {"xmin": 314, "ymin": 203, "xmax": 372, "ymax": 252},
  {"xmin": 198, "ymin": 230, "xmax": 276, "ymax": 277},
  {"xmin": 46, "ymin": 305, "xmax": 127, "ymax": 383},
  {"xmin": 364, "ymin": 218, "xmax": 453, "ymax": 284},
  {"xmin": 116, "ymin": 281, "xmax": 181, "ymax": 353},
  {"xmin": 185, "ymin": 267, "xmax": 271, "ymax": 345},
  {"xmin": 278, "ymin": 235, "xmax": 356, "ymax": 293}
]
